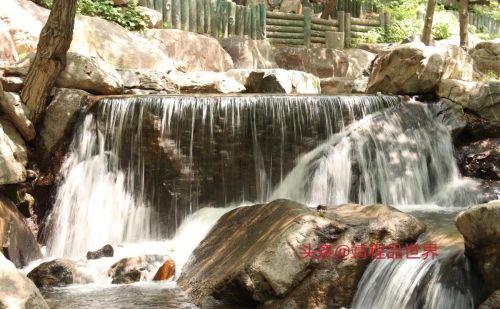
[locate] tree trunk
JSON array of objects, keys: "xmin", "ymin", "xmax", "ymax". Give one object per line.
[
  {"xmin": 459, "ymin": 0, "xmax": 469, "ymax": 49},
  {"xmin": 320, "ymin": 0, "xmax": 337, "ymax": 19},
  {"xmin": 20, "ymin": 0, "xmax": 77, "ymax": 124},
  {"xmin": 422, "ymin": 0, "xmax": 437, "ymax": 45}
]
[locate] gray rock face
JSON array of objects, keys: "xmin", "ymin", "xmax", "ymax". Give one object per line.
[
  {"xmin": 27, "ymin": 259, "xmax": 77, "ymax": 288},
  {"xmin": 427, "ymin": 98, "xmax": 467, "ymax": 140},
  {"xmin": 0, "ymin": 253, "xmax": 49, "ymax": 309},
  {"xmin": 437, "ymin": 79, "xmax": 500, "ymax": 125},
  {"xmin": 145, "ymin": 29, "xmax": 234, "ymax": 72},
  {"xmin": 470, "ymin": 41, "xmax": 500, "ymax": 76},
  {"xmin": 220, "ymin": 37, "xmax": 277, "ymax": 69},
  {"xmin": 0, "ymin": 91, "xmax": 35, "ymax": 141},
  {"xmin": 455, "ymin": 201, "xmax": 500, "ymax": 291},
  {"xmin": 178, "ymin": 199, "xmax": 425, "ymax": 308},
  {"xmin": 0, "ymin": 195, "xmax": 41, "ymax": 267},
  {"xmin": 38, "ymin": 88, "xmax": 89, "ymax": 163},
  {"xmin": 118, "ymin": 69, "xmax": 179, "ymax": 93},
  {"xmin": 458, "ymin": 138, "xmax": 500, "ymax": 181},
  {"xmin": 367, "ymin": 43, "xmax": 473, "ymax": 94},
  {"xmin": 0, "ymin": 118, "xmax": 27, "ymax": 185},
  {"xmin": 226, "ymin": 69, "xmax": 321, "ymax": 94}
]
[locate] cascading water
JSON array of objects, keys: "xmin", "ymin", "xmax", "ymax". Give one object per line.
[{"xmin": 45, "ymin": 95, "xmax": 399, "ymax": 258}]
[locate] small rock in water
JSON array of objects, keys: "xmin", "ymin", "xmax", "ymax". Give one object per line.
[
  {"xmin": 153, "ymin": 258, "xmax": 175, "ymax": 281},
  {"xmin": 111, "ymin": 269, "xmax": 142, "ymax": 284},
  {"xmin": 27, "ymin": 259, "xmax": 76, "ymax": 288},
  {"xmin": 86, "ymin": 244, "xmax": 114, "ymax": 260}
]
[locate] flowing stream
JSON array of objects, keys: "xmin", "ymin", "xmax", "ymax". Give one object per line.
[{"xmin": 30, "ymin": 95, "xmax": 481, "ymax": 308}]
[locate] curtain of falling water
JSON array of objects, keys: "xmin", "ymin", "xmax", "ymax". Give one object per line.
[{"xmin": 45, "ymin": 95, "xmax": 400, "ymax": 258}]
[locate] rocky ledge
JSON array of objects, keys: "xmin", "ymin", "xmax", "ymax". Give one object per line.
[{"xmin": 178, "ymin": 199, "xmax": 425, "ymax": 308}]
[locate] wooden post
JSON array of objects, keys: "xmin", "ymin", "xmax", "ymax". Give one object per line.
[
  {"xmin": 326, "ymin": 31, "xmax": 344, "ymax": 49},
  {"xmin": 204, "ymin": 0, "xmax": 211, "ymax": 33},
  {"xmin": 146, "ymin": 0, "xmax": 154, "ymax": 9},
  {"xmin": 235, "ymin": 6, "xmax": 242, "ymax": 35},
  {"xmin": 422, "ymin": 0, "xmax": 436, "ymax": 46},
  {"xmin": 303, "ymin": 7, "xmax": 312, "ymax": 47},
  {"xmin": 189, "ymin": 0, "xmax": 197, "ymax": 32},
  {"xmin": 228, "ymin": 1, "xmax": 236, "ymax": 35},
  {"xmin": 244, "ymin": 6, "xmax": 251, "ymax": 36},
  {"xmin": 220, "ymin": 0, "xmax": 229, "ymax": 38},
  {"xmin": 259, "ymin": 3, "xmax": 266, "ymax": 39},
  {"xmin": 181, "ymin": 0, "xmax": 189, "ymax": 31},
  {"xmin": 197, "ymin": 0, "xmax": 204, "ymax": 33},
  {"xmin": 154, "ymin": 0, "xmax": 162, "ymax": 11},
  {"xmin": 163, "ymin": 0, "xmax": 172, "ymax": 26},
  {"xmin": 251, "ymin": 5, "xmax": 257, "ymax": 39},
  {"xmin": 345, "ymin": 12, "xmax": 351, "ymax": 48},
  {"xmin": 338, "ymin": 10, "xmax": 345, "ymax": 33},
  {"xmin": 384, "ymin": 12, "xmax": 390, "ymax": 36},
  {"xmin": 254, "ymin": 4, "xmax": 261, "ymax": 39},
  {"xmin": 459, "ymin": 0, "xmax": 469, "ymax": 49},
  {"xmin": 210, "ymin": 0, "xmax": 217, "ymax": 37},
  {"xmin": 379, "ymin": 11, "xmax": 385, "ymax": 28},
  {"xmin": 172, "ymin": 0, "xmax": 180, "ymax": 29}
]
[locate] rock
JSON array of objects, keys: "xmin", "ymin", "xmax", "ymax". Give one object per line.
[
  {"xmin": 178, "ymin": 199, "xmax": 425, "ymax": 308},
  {"xmin": 0, "ymin": 253, "xmax": 49, "ymax": 309},
  {"xmin": 135, "ymin": 6, "xmax": 162, "ymax": 29},
  {"xmin": 0, "ymin": 118, "xmax": 27, "ymax": 185},
  {"xmin": 0, "ymin": 19, "xmax": 18, "ymax": 65},
  {"xmin": 357, "ymin": 43, "xmax": 395, "ymax": 55},
  {"xmin": 3, "ymin": 55, "xmax": 32, "ymax": 77},
  {"xmin": 457, "ymin": 138, "xmax": 500, "ymax": 181},
  {"xmin": 479, "ymin": 290, "xmax": 500, "ymax": 309},
  {"xmin": 152, "ymin": 257, "xmax": 175, "ymax": 281},
  {"xmin": 320, "ymin": 77, "xmax": 355, "ymax": 95},
  {"xmin": 27, "ymin": 259, "xmax": 77, "ymax": 288},
  {"xmin": 118, "ymin": 69, "xmax": 179, "ymax": 93},
  {"xmin": 37, "ymin": 88, "xmax": 89, "ymax": 163},
  {"xmin": 56, "ymin": 52, "xmax": 123, "ymax": 95},
  {"xmin": 0, "ymin": 0, "xmax": 176, "ymax": 71},
  {"xmin": 344, "ymin": 48, "xmax": 376, "ymax": 80},
  {"xmin": 437, "ymin": 79, "xmax": 500, "ymax": 125},
  {"xmin": 169, "ymin": 72, "xmax": 245, "ymax": 94},
  {"xmin": 108, "ymin": 255, "xmax": 166, "ymax": 284},
  {"xmin": 86, "ymin": 244, "xmax": 114, "ymax": 260},
  {"xmin": 367, "ymin": 43, "xmax": 473, "ymax": 94},
  {"xmin": 145, "ymin": 29, "xmax": 234, "ymax": 72},
  {"xmin": 455, "ymin": 201, "xmax": 500, "ymax": 291},
  {"xmin": 220, "ymin": 37, "xmax": 277, "ymax": 69},
  {"xmin": 0, "ymin": 76, "xmax": 23, "ymax": 92},
  {"xmin": 0, "ymin": 195, "xmax": 41, "ymax": 267},
  {"xmin": 427, "ymin": 98, "xmax": 467, "ymax": 140},
  {"xmin": 0, "ymin": 91, "xmax": 35, "ymax": 141},
  {"xmin": 470, "ymin": 41, "xmax": 500, "ymax": 76},
  {"xmin": 274, "ymin": 47, "xmax": 349, "ymax": 78},
  {"xmin": 463, "ymin": 113, "xmax": 500, "ymax": 142},
  {"xmin": 226, "ymin": 69, "xmax": 321, "ymax": 94}
]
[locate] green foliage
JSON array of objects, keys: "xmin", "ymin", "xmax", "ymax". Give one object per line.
[
  {"xmin": 471, "ymin": 2, "xmax": 500, "ymax": 22},
  {"xmin": 351, "ymin": 29, "xmax": 383, "ymax": 47},
  {"xmin": 375, "ymin": 0, "xmax": 425, "ymax": 42},
  {"xmin": 431, "ymin": 22, "xmax": 451, "ymax": 40},
  {"xmin": 30, "ymin": 0, "xmax": 147, "ymax": 31},
  {"xmin": 483, "ymin": 70, "xmax": 500, "ymax": 81}
]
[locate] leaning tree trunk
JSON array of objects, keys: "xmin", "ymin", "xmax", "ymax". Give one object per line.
[
  {"xmin": 20, "ymin": 0, "xmax": 77, "ymax": 124},
  {"xmin": 459, "ymin": 0, "xmax": 469, "ymax": 49},
  {"xmin": 320, "ymin": 0, "xmax": 337, "ymax": 19},
  {"xmin": 422, "ymin": 0, "xmax": 437, "ymax": 45}
]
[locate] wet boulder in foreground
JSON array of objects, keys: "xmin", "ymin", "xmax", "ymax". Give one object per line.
[
  {"xmin": 456, "ymin": 200, "xmax": 500, "ymax": 292},
  {"xmin": 108, "ymin": 255, "xmax": 167, "ymax": 284},
  {"xmin": 177, "ymin": 199, "xmax": 426, "ymax": 308},
  {"xmin": 0, "ymin": 253, "xmax": 49, "ymax": 309},
  {"xmin": 153, "ymin": 258, "xmax": 175, "ymax": 281},
  {"xmin": 27, "ymin": 259, "xmax": 77, "ymax": 288}
]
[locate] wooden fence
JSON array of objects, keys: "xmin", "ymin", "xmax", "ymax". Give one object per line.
[
  {"xmin": 139, "ymin": 0, "xmax": 266, "ymax": 39},
  {"xmin": 467, "ymin": 12, "xmax": 500, "ymax": 34},
  {"xmin": 266, "ymin": 9, "xmax": 389, "ymax": 48}
]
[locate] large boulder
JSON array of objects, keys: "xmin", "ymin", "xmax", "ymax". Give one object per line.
[
  {"xmin": 0, "ymin": 195, "xmax": 41, "ymax": 267},
  {"xmin": 427, "ymin": 98, "xmax": 467, "ymax": 140},
  {"xmin": 0, "ymin": 19, "xmax": 18, "ymax": 65},
  {"xmin": 455, "ymin": 201, "xmax": 500, "ymax": 291},
  {"xmin": 367, "ymin": 43, "xmax": 473, "ymax": 94},
  {"xmin": 0, "ymin": 253, "xmax": 49, "ymax": 309},
  {"xmin": 344, "ymin": 48, "xmax": 376, "ymax": 80},
  {"xmin": 274, "ymin": 47, "xmax": 349, "ymax": 79},
  {"xmin": 27, "ymin": 259, "xmax": 77, "ymax": 288},
  {"xmin": 169, "ymin": 72, "xmax": 245, "ymax": 94},
  {"xmin": 457, "ymin": 138, "xmax": 500, "ymax": 181},
  {"xmin": 226, "ymin": 69, "xmax": 321, "ymax": 94},
  {"xmin": 37, "ymin": 88, "xmax": 89, "ymax": 163},
  {"xmin": 470, "ymin": 41, "xmax": 500, "ymax": 76},
  {"xmin": 437, "ymin": 79, "xmax": 500, "ymax": 125},
  {"xmin": 0, "ymin": 118, "xmax": 27, "ymax": 185},
  {"xmin": 178, "ymin": 199, "xmax": 425, "ymax": 308},
  {"xmin": 145, "ymin": 29, "xmax": 234, "ymax": 72},
  {"xmin": 0, "ymin": 0, "xmax": 175, "ymax": 71},
  {"xmin": 220, "ymin": 37, "xmax": 277, "ymax": 69},
  {"xmin": 0, "ymin": 91, "xmax": 35, "ymax": 141},
  {"xmin": 118, "ymin": 69, "xmax": 179, "ymax": 93}
]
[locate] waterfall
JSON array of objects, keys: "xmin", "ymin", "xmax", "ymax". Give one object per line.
[
  {"xmin": 351, "ymin": 250, "xmax": 479, "ymax": 309},
  {"xmin": 271, "ymin": 103, "xmax": 478, "ymax": 206},
  {"xmin": 45, "ymin": 95, "xmax": 399, "ymax": 258}
]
